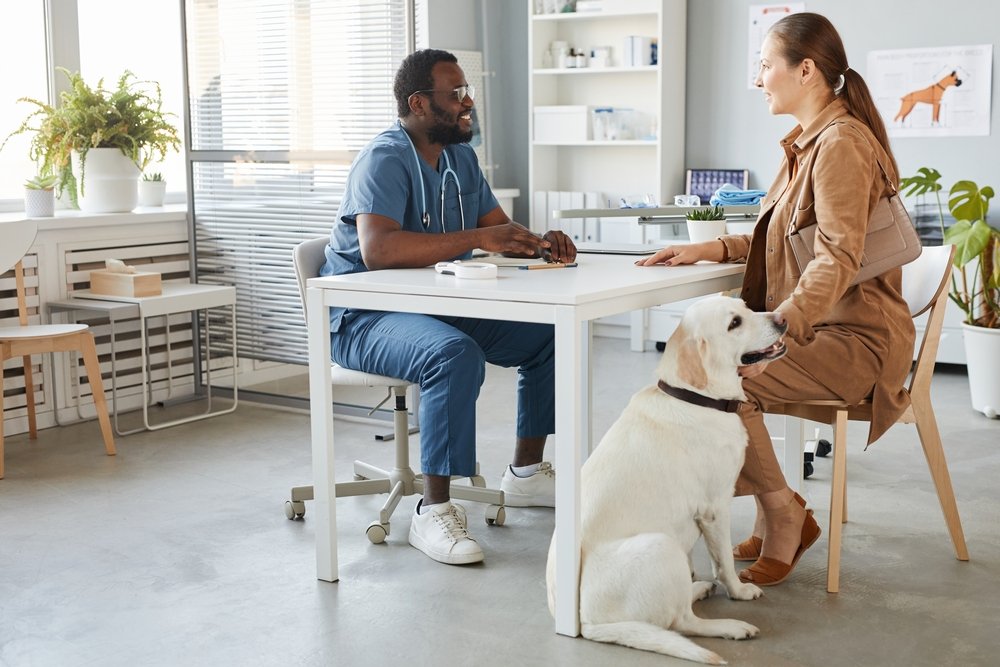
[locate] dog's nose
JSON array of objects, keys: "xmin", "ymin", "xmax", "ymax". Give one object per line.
[{"xmin": 772, "ymin": 312, "xmax": 786, "ymax": 326}]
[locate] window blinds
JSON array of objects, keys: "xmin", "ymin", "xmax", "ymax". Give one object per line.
[{"xmin": 185, "ymin": 0, "xmax": 410, "ymax": 364}]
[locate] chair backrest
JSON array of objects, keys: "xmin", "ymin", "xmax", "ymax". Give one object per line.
[
  {"xmin": 292, "ymin": 237, "xmax": 331, "ymax": 320},
  {"xmin": 901, "ymin": 245, "xmax": 955, "ymax": 318},
  {"xmin": 903, "ymin": 244, "xmax": 956, "ymax": 394},
  {"xmin": 0, "ymin": 219, "xmax": 38, "ymax": 275}
]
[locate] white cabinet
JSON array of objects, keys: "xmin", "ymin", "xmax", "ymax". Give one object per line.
[{"xmin": 527, "ymin": 0, "xmax": 686, "ymax": 240}]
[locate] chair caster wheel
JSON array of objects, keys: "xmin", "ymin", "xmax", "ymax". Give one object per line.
[
  {"xmin": 816, "ymin": 439, "xmax": 833, "ymax": 458},
  {"xmin": 803, "ymin": 461, "xmax": 814, "ymax": 479},
  {"xmin": 366, "ymin": 521, "xmax": 389, "ymax": 544},
  {"xmin": 485, "ymin": 505, "xmax": 506, "ymax": 526},
  {"xmin": 285, "ymin": 500, "xmax": 305, "ymax": 520},
  {"xmin": 655, "ymin": 341, "xmax": 666, "ymax": 352}
]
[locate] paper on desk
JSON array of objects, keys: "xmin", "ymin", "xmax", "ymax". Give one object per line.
[{"xmin": 470, "ymin": 254, "xmax": 548, "ymax": 268}]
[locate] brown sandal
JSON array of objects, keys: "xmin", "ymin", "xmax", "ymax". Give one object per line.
[
  {"xmin": 732, "ymin": 493, "xmax": 810, "ymax": 561},
  {"xmin": 738, "ymin": 511, "xmax": 821, "ymax": 586}
]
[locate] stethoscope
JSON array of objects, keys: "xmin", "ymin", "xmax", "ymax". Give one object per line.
[{"xmin": 403, "ymin": 128, "xmax": 465, "ymax": 232}]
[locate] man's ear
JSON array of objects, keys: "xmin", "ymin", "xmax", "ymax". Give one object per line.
[
  {"xmin": 677, "ymin": 336, "xmax": 709, "ymax": 390},
  {"xmin": 407, "ymin": 93, "xmax": 426, "ymax": 117}
]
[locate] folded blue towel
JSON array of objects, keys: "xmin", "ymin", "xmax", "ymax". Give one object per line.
[{"xmin": 710, "ymin": 183, "xmax": 767, "ymax": 206}]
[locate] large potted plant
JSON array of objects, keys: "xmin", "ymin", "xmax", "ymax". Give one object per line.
[
  {"xmin": 3, "ymin": 68, "xmax": 180, "ymax": 213},
  {"xmin": 902, "ymin": 167, "xmax": 999, "ymax": 418}
]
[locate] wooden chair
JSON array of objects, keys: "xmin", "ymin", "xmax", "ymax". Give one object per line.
[
  {"xmin": 769, "ymin": 245, "xmax": 969, "ymax": 592},
  {"xmin": 0, "ymin": 219, "xmax": 115, "ymax": 479}
]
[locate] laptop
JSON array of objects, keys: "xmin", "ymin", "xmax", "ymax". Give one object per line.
[{"xmin": 575, "ymin": 242, "xmax": 658, "ymax": 256}]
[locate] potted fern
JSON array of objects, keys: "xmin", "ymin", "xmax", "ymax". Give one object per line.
[
  {"xmin": 901, "ymin": 167, "xmax": 999, "ymax": 418},
  {"xmin": 2, "ymin": 68, "xmax": 180, "ymax": 213},
  {"xmin": 138, "ymin": 172, "xmax": 167, "ymax": 207},
  {"xmin": 24, "ymin": 173, "xmax": 58, "ymax": 217},
  {"xmin": 685, "ymin": 205, "xmax": 727, "ymax": 243}
]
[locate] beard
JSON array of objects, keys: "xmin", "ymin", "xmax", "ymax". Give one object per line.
[{"xmin": 426, "ymin": 99, "xmax": 474, "ymax": 145}]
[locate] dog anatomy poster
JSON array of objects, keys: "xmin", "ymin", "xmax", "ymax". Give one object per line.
[{"xmin": 868, "ymin": 45, "xmax": 993, "ymax": 137}]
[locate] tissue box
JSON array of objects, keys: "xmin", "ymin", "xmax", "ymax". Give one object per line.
[
  {"xmin": 89, "ymin": 270, "xmax": 162, "ymax": 297},
  {"xmin": 533, "ymin": 106, "xmax": 591, "ymax": 143}
]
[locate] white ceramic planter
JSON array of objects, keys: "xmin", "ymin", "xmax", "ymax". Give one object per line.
[
  {"xmin": 686, "ymin": 219, "xmax": 727, "ymax": 244},
  {"xmin": 24, "ymin": 188, "xmax": 55, "ymax": 217},
  {"xmin": 962, "ymin": 323, "xmax": 1000, "ymax": 418},
  {"xmin": 726, "ymin": 220, "xmax": 757, "ymax": 235},
  {"xmin": 72, "ymin": 148, "xmax": 140, "ymax": 213},
  {"xmin": 138, "ymin": 180, "xmax": 167, "ymax": 207}
]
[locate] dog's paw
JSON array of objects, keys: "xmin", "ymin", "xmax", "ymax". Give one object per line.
[
  {"xmin": 719, "ymin": 619, "xmax": 759, "ymax": 640},
  {"xmin": 727, "ymin": 582, "xmax": 763, "ymax": 601},
  {"xmin": 691, "ymin": 580, "xmax": 716, "ymax": 601}
]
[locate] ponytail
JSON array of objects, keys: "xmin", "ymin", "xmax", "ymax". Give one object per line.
[{"xmin": 840, "ymin": 68, "xmax": 899, "ymax": 182}]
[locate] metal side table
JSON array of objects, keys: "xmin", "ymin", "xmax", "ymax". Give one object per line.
[{"xmin": 48, "ymin": 283, "xmax": 238, "ymax": 433}]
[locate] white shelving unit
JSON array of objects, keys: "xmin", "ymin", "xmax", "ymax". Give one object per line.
[{"xmin": 527, "ymin": 0, "xmax": 686, "ymax": 245}]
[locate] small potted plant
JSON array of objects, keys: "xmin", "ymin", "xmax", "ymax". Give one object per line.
[
  {"xmin": 902, "ymin": 167, "xmax": 999, "ymax": 417},
  {"xmin": 685, "ymin": 204, "xmax": 727, "ymax": 244},
  {"xmin": 24, "ymin": 173, "xmax": 58, "ymax": 217},
  {"xmin": 138, "ymin": 172, "xmax": 167, "ymax": 207},
  {"xmin": 2, "ymin": 68, "xmax": 180, "ymax": 213}
]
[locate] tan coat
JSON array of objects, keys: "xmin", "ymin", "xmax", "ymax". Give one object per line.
[{"xmin": 721, "ymin": 99, "xmax": 915, "ymax": 443}]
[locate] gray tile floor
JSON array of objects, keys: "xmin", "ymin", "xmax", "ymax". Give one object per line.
[{"xmin": 1, "ymin": 337, "xmax": 998, "ymax": 667}]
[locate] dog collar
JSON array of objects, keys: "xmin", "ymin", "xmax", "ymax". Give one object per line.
[{"xmin": 656, "ymin": 380, "xmax": 742, "ymax": 413}]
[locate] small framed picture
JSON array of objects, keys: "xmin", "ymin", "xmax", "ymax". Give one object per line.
[{"xmin": 685, "ymin": 169, "xmax": 749, "ymax": 205}]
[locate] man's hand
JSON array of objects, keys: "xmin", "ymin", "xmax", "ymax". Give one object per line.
[
  {"xmin": 477, "ymin": 222, "xmax": 552, "ymax": 257},
  {"xmin": 541, "ymin": 230, "xmax": 576, "ymax": 263}
]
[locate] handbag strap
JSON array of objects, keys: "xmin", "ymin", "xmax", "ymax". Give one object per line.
[{"xmin": 789, "ymin": 119, "xmax": 897, "ymax": 232}]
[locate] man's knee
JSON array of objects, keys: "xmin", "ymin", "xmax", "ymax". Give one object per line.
[{"xmin": 424, "ymin": 336, "xmax": 486, "ymax": 384}]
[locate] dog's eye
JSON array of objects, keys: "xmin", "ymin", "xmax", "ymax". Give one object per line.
[{"xmin": 728, "ymin": 316, "xmax": 742, "ymax": 331}]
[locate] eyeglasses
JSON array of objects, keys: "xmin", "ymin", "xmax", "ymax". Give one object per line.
[{"xmin": 411, "ymin": 84, "xmax": 476, "ymax": 103}]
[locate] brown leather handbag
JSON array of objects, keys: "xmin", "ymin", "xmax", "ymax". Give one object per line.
[{"xmin": 788, "ymin": 125, "xmax": 922, "ymax": 286}]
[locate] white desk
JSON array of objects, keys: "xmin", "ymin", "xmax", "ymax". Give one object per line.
[
  {"xmin": 69, "ymin": 283, "xmax": 239, "ymax": 431},
  {"xmin": 305, "ymin": 254, "xmax": 744, "ymax": 636}
]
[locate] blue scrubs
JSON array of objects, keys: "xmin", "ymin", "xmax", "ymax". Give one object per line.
[{"xmin": 321, "ymin": 121, "xmax": 555, "ymax": 477}]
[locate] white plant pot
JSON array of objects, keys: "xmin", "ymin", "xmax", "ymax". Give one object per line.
[
  {"xmin": 961, "ymin": 323, "xmax": 1000, "ymax": 419},
  {"xmin": 725, "ymin": 220, "xmax": 757, "ymax": 235},
  {"xmin": 24, "ymin": 188, "xmax": 55, "ymax": 217},
  {"xmin": 686, "ymin": 219, "xmax": 728, "ymax": 244},
  {"xmin": 138, "ymin": 180, "xmax": 167, "ymax": 207},
  {"xmin": 72, "ymin": 148, "xmax": 140, "ymax": 213}
]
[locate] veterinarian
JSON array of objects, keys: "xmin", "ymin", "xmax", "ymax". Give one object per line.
[
  {"xmin": 322, "ymin": 49, "xmax": 576, "ymax": 566},
  {"xmin": 637, "ymin": 13, "xmax": 914, "ymax": 586}
]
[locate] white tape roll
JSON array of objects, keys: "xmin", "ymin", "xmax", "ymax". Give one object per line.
[{"xmin": 434, "ymin": 261, "xmax": 498, "ymax": 280}]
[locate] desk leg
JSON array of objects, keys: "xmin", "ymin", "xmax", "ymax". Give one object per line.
[
  {"xmin": 553, "ymin": 306, "xmax": 586, "ymax": 636},
  {"xmin": 308, "ymin": 287, "xmax": 338, "ymax": 582}
]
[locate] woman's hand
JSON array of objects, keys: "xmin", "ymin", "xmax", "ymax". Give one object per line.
[{"xmin": 634, "ymin": 240, "xmax": 727, "ymax": 267}]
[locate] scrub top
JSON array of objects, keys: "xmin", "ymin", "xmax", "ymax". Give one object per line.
[{"xmin": 322, "ymin": 120, "xmax": 499, "ymax": 332}]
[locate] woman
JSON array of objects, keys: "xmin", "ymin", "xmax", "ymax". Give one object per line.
[{"xmin": 637, "ymin": 12, "xmax": 915, "ymax": 586}]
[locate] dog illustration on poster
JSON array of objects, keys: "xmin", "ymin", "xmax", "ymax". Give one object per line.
[{"xmin": 894, "ymin": 70, "xmax": 963, "ymax": 126}]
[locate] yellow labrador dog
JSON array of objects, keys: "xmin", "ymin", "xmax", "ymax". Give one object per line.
[{"xmin": 547, "ymin": 296, "xmax": 788, "ymax": 664}]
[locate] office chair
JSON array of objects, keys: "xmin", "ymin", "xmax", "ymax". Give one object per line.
[
  {"xmin": 285, "ymin": 237, "xmax": 505, "ymax": 543},
  {"xmin": 1, "ymin": 219, "xmax": 116, "ymax": 479},
  {"xmin": 769, "ymin": 245, "xmax": 969, "ymax": 592}
]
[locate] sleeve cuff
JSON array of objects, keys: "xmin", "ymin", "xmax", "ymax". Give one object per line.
[{"xmin": 776, "ymin": 300, "xmax": 816, "ymax": 345}]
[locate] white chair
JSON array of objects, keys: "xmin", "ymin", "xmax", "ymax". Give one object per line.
[
  {"xmin": 1, "ymin": 219, "xmax": 116, "ymax": 479},
  {"xmin": 285, "ymin": 238, "xmax": 505, "ymax": 542},
  {"xmin": 770, "ymin": 245, "xmax": 969, "ymax": 592}
]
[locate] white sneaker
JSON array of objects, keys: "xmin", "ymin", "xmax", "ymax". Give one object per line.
[
  {"xmin": 500, "ymin": 462, "xmax": 555, "ymax": 507},
  {"xmin": 408, "ymin": 501, "xmax": 484, "ymax": 565}
]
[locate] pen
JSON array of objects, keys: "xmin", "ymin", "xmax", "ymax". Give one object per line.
[{"xmin": 519, "ymin": 262, "xmax": 578, "ymax": 270}]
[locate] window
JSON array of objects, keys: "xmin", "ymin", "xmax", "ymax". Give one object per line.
[
  {"xmin": 0, "ymin": 3, "xmax": 49, "ymax": 203},
  {"xmin": 78, "ymin": 0, "xmax": 186, "ymax": 194},
  {"xmin": 186, "ymin": 0, "xmax": 412, "ymax": 364}
]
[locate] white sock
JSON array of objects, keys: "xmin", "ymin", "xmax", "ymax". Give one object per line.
[
  {"xmin": 510, "ymin": 463, "xmax": 540, "ymax": 478},
  {"xmin": 417, "ymin": 500, "xmax": 446, "ymax": 515}
]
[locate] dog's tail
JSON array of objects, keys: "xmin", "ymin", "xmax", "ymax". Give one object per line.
[{"xmin": 581, "ymin": 621, "xmax": 726, "ymax": 664}]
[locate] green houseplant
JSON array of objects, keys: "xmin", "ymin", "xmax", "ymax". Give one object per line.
[
  {"xmin": 23, "ymin": 172, "xmax": 58, "ymax": 217},
  {"xmin": 685, "ymin": 205, "xmax": 727, "ymax": 244},
  {"xmin": 2, "ymin": 68, "xmax": 181, "ymax": 210},
  {"xmin": 138, "ymin": 171, "xmax": 168, "ymax": 207},
  {"xmin": 902, "ymin": 167, "xmax": 999, "ymax": 418}
]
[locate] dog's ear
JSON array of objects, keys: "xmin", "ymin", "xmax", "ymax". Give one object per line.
[{"xmin": 677, "ymin": 336, "xmax": 709, "ymax": 390}]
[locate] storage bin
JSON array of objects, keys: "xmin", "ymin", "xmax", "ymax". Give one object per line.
[{"xmin": 534, "ymin": 106, "xmax": 591, "ymax": 143}]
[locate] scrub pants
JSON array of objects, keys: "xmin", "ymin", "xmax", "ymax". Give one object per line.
[{"xmin": 330, "ymin": 311, "xmax": 556, "ymax": 477}]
